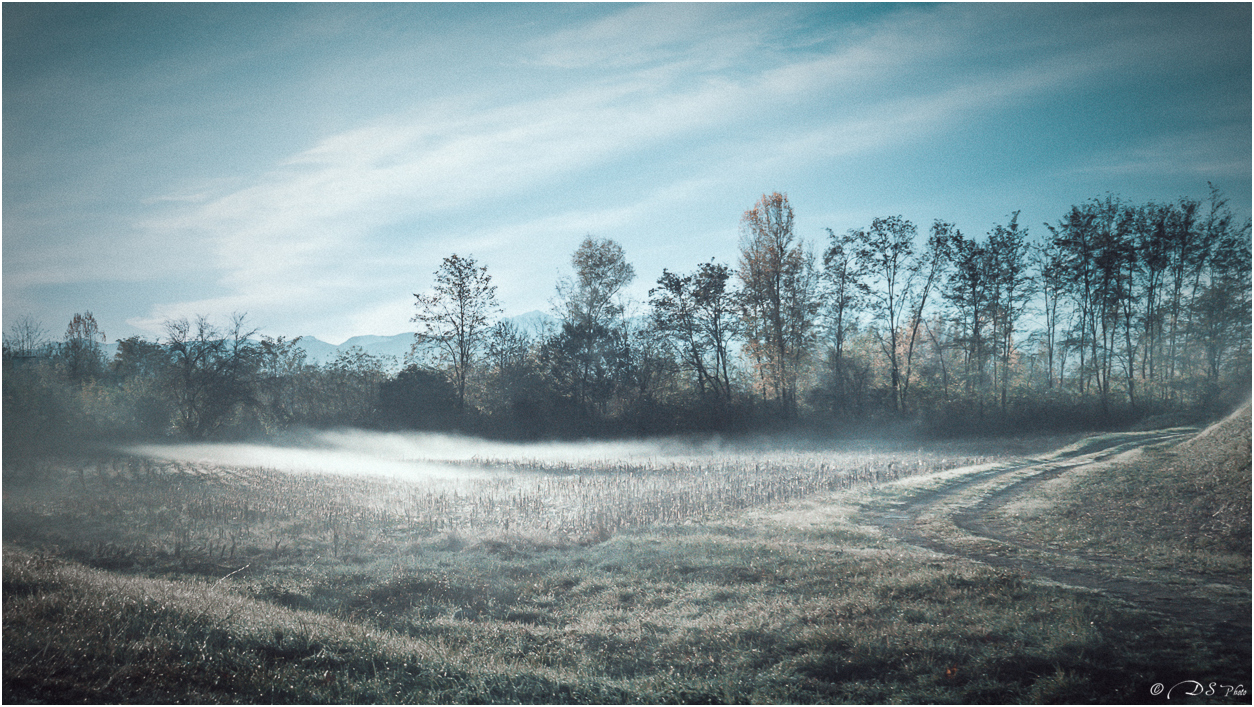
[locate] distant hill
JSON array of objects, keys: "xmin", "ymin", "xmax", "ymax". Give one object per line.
[
  {"xmin": 295, "ymin": 310, "xmax": 558, "ymax": 369},
  {"xmin": 94, "ymin": 311, "xmax": 559, "ymax": 372},
  {"xmin": 289, "ymin": 336, "xmax": 339, "ymax": 363},
  {"xmin": 510, "ymin": 310, "xmax": 558, "ymax": 337}
]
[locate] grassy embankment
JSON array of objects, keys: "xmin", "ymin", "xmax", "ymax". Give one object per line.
[
  {"xmin": 995, "ymin": 404, "xmax": 1251, "ymax": 575},
  {"xmin": 3, "ymin": 426, "xmax": 1249, "ymax": 704}
]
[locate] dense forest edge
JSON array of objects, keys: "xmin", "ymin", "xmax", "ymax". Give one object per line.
[{"xmin": 4, "ymin": 185, "xmax": 1250, "ymax": 461}]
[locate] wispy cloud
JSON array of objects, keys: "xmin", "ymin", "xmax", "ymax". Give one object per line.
[
  {"xmin": 7, "ymin": 3, "xmax": 1246, "ymax": 342},
  {"xmin": 523, "ymin": 3, "xmax": 775, "ymax": 71},
  {"xmin": 1063, "ymin": 126, "xmax": 1253, "ymax": 182}
]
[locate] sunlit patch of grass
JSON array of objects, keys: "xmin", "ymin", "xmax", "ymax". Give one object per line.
[{"xmin": 3, "ymin": 444, "xmax": 995, "ymax": 576}]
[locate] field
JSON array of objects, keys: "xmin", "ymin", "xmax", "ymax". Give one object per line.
[{"xmin": 4, "ymin": 420, "xmax": 1250, "ymax": 704}]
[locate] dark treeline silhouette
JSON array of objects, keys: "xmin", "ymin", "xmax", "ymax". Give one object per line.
[{"xmin": 5, "ymin": 187, "xmax": 1250, "ymax": 456}]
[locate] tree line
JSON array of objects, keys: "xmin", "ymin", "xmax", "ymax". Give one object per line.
[{"xmin": 5, "ymin": 185, "xmax": 1249, "ymax": 455}]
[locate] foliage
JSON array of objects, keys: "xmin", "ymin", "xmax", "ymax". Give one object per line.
[
  {"xmin": 648, "ymin": 261, "xmax": 737, "ymax": 404},
  {"xmin": 546, "ymin": 237, "xmax": 637, "ymax": 419},
  {"xmin": 164, "ymin": 314, "xmax": 260, "ymax": 439},
  {"xmin": 2, "ymin": 184, "xmax": 1248, "ymax": 444},
  {"xmin": 412, "ymin": 254, "xmax": 500, "ymax": 411},
  {"xmin": 738, "ymin": 192, "xmax": 819, "ymax": 418},
  {"xmin": 59, "ymin": 311, "xmax": 108, "ymax": 383},
  {"xmin": 378, "ymin": 364, "xmax": 460, "ymax": 431}
]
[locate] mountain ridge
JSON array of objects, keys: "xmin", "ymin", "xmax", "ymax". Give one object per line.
[
  {"xmin": 295, "ymin": 310, "xmax": 557, "ymax": 367},
  {"xmin": 90, "ymin": 311, "xmax": 558, "ymax": 371}
]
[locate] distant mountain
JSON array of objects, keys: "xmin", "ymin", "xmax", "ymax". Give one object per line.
[
  {"xmin": 510, "ymin": 309, "xmax": 558, "ymax": 337},
  {"xmin": 293, "ymin": 333, "xmax": 409, "ymax": 369},
  {"xmin": 292, "ymin": 311, "xmax": 559, "ymax": 370},
  {"xmin": 95, "ymin": 311, "xmax": 561, "ymax": 372},
  {"xmin": 336, "ymin": 333, "xmax": 413, "ymax": 365},
  {"xmin": 290, "ymin": 336, "xmax": 339, "ymax": 364}
]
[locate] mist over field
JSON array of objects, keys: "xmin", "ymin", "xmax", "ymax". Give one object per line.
[
  {"xmin": 4, "ymin": 4, "xmax": 1250, "ymax": 703},
  {"xmin": 121, "ymin": 428, "xmax": 927, "ymax": 481},
  {"xmin": 121, "ymin": 430, "xmax": 729, "ymax": 482}
]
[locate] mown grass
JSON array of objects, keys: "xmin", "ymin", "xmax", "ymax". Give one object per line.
[{"xmin": 4, "ymin": 431, "xmax": 1249, "ymax": 704}]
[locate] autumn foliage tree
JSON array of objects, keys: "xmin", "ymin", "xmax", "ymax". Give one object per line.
[
  {"xmin": 3, "ymin": 184, "xmax": 1247, "ymax": 446},
  {"xmin": 738, "ymin": 192, "xmax": 819, "ymax": 418}
]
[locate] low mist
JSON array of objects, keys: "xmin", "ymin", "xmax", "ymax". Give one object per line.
[{"xmin": 122, "ymin": 429, "xmax": 739, "ymax": 481}]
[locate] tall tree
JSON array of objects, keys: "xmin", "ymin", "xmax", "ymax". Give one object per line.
[
  {"xmin": 821, "ymin": 229, "xmax": 869, "ymax": 410},
  {"xmin": 164, "ymin": 313, "xmax": 259, "ymax": 438},
  {"xmin": 898, "ymin": 222, "xmax": 954, "ymax": 414},
  {"xmin": 854, "ymin": 215, "xmax": 919, "ymax": 414},
  {"xmin": 255, "ymin": 335, "xmax": 309, "ymax": 432},
  {"xmin": 738, "ymin": 192, "xmax": 817, "ymax": 418},
  {"xmin": 649, "ymin": 261, "xmax": 738, "ymax": 403},
  {"xmin": 1160, "ymin": 196, "xmax": 1200, "ymax": 391},
  {"xmin": 558, "ymin": 236, "xmax": 636, "ymax": 330},
  {"xmin": 60, "ymin": 312, "xmax": 107, "ymax": 382},
  {"xmin": 691, "ymin": 261, "xmax": 738, "ymax": 402},
  {"xmin": 1047, "ymin": 203, "xmax": 1100, "ymax": 397},
  {"xmin": 1189, "ymin": 188, "xmax": 1252, "ymax": 400},
  {"xmin": 1130, "ymin": 202, "xmax": 1170, "ymax": 393},
  {"xmin": 411, "ymin": 254, "xmax": 500, "ymax": 411},
  {"xmin": 550, "ymin": 236, "xmax": 636, "ymax": 415},
  {"xmin": 650, "ymin": 269, "xmax": 711, "ymax": 397},
  {"xmin": 945, "ymin": 229, "xmax": 992, "ymax": 402},
  {"xmin": 1031, "ymin": 240, "xmax": 1067, "ymax": 390},
  {"xmin": 985, "ymin": 213, "xmax": 1033, "ymax": 410}
]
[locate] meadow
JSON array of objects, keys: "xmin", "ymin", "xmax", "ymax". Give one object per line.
[{"xmin": 3, "ymin": 427, "xmax": 1249, "ymax": 704}]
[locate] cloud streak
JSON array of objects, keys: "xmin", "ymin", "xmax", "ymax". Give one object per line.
[{"xmin": 5, "ymin": 3, "xmax": 1247, "ymax": 343}]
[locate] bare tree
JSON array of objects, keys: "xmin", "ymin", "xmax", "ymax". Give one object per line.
[
  {"xmin": 898, "ymin": 222, "xmax": 954, "ymax": 414},
  {"xmin": 5, "ymin": 314, "xmax": 50, "ymax": 358},
  {"xmin": 61, "ymin": 312, "xmax": 107, "ymax": 382},
  {"xmin": 854, "ymin": 216, "xmax": 918, "ymax": 414},
  {"xmin": 164, "ymin": 313, "xmax": 259, "ymax": 438}
]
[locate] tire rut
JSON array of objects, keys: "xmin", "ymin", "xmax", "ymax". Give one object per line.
[{"xmin": 863, "ymin": 430, "xmax": 1251, "ymax": 647}]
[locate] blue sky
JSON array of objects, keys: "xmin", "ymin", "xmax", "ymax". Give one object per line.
[{"xmin": 5, "ymin": 3, "xmax": 1250, "ymax": 345}]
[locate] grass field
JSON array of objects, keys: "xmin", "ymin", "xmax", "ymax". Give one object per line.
[{"xmin": 4, "ymin": 423, "xmax": 1250, "ymax": 704}]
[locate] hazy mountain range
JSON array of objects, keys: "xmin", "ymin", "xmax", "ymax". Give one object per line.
[
  {"xmin": 293, "ymin": 310, "xmax": 557, "ymax": 368},
  {"xmin": 93, "ymin": 311, "xmax": 558, "ymax": 371}
]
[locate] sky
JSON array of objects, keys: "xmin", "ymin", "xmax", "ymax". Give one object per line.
[{"xmin": 4, "ymin": 3, "xmax": 1250, "ymax": 346}]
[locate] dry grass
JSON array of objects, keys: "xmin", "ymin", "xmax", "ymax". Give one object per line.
[
  {"xmin": 1, "ymin": 444, "xmax": 996, "ymax": 574},
  {"xmin": 4, "ymin": 429, "xmax": 1249, "ymax": 703},
  {"xmin": 995, "ymin": 404, "xmax": 1252, "ymax": 573}
]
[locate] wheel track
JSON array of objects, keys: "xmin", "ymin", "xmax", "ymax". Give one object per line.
[{"xmin": 863, "ymin": 430, "xmax": 1251, "ymax": 647}]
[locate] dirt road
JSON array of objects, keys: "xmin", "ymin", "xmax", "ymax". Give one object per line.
[{"xmin": 862, "ymin": 430, "xmax": 1251, "ymax": 647}]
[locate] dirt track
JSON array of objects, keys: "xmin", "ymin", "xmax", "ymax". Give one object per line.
[{"xmin": 862, "ymin": 431, "xmax": 1252, "ymax": 648}]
